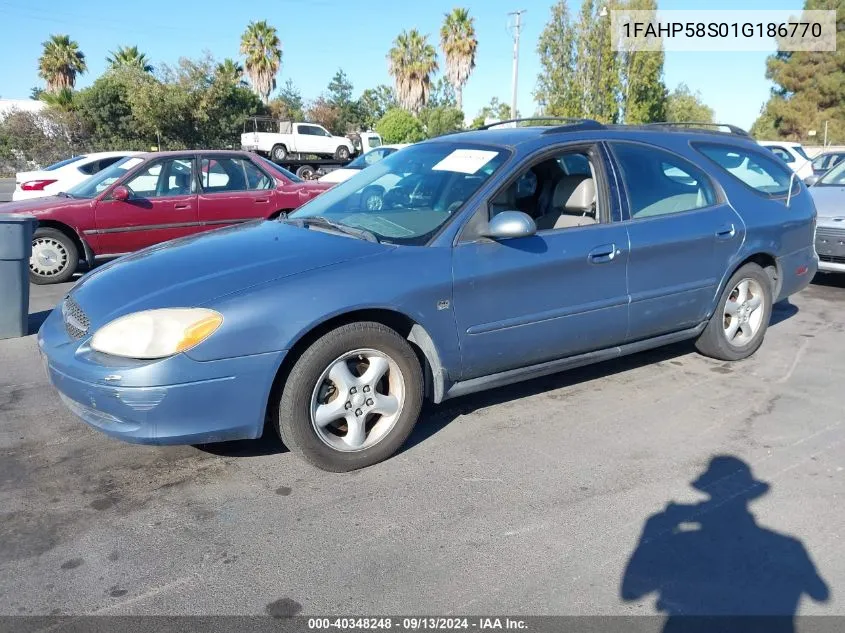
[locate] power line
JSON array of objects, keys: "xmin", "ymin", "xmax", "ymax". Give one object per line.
[{"xmin": 507, "ymin": 9, "xmax": 526, "ymax": 122}]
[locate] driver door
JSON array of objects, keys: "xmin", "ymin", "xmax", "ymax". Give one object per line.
[
  {"xmin": 451, "ymin": 144, "xmax": 630, "ymax": 380},
  {"xmin": 94, "ymin": 157, "xmax": 199, "ymax": 255}
]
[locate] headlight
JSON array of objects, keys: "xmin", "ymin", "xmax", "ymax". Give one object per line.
[{"xmin": 90, "ymin": 308, "xmax": 223, "ymax": 359}]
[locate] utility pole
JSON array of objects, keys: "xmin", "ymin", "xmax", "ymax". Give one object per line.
[{"xmin": 508, "ymin": 10, "xmax": 526, "ymax": 124}]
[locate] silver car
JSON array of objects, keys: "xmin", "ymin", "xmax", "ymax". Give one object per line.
[{"xmin": 809, "ymin": 162, "xmax": 845, "ymax": 273}]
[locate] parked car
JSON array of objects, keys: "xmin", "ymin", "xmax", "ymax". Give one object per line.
[
  {"xmin": 38, "ymin": 121, "xmax": 817, "ymax": 472},
  {"xmin": 241, "ymin": 118, "xmax": 357, "ymax": 162},
  {"xmin": 758, "ymin": 140, "xmax": 814, "ymax": 182},
  {"xmin": 13, "ymin": 151, "xmax": 142, "ymax": 201},
  {"xmin": 807, "ymin": 160, "xmax": 845, "ymax": 273},
  {"xmin": 0, "ymin": 150, "xmax": 331, "ymax": 284},
  {"xmin": 318, "ymin": 145, "xmax": 410, "ymax": 184},
  {"xmin": 810, "ymin": 151, "xmax": 845, "ymax": 178}
]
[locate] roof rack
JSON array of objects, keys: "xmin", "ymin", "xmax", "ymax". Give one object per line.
[
  {"xmin": 477, "ymin": 117, "xmax": 604, "ymax": 131},
  {"xmin": 643, "ymin": 122, "xmax": 751, "ymax": 137}
]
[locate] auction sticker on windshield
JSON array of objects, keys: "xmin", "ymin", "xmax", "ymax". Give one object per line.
[{"xmin": 432, "ymin": 149, "xmax": 499, "ymax": 174}]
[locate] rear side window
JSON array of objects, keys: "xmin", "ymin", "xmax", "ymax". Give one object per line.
[
  {"xmin": 695, "ymin": 143, "xmax": 796, "ymax": 197},
  {"xmin": 610, "ymin": 142, "xmax": 716, "ymax": 219},
  {"xmin": 767, "ymin": 146, "xmax": 794, "ymax": 163}
]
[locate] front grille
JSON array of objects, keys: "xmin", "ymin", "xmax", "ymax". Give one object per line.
[
  {"xmin": 820, "ymin": 255, "xmax": 845, "ymax": 265},
  {"xmin": 816, "ymin": 226, "xmax": 845, "ymax": 241},
  {"xmin": 62, "ymin": 295, "xmax": 90, "ymax": 340}
]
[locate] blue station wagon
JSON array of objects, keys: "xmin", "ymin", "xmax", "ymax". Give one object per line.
[{"xmin": 38, "ymin": 120, "xmax": 818, "ymax": 471}]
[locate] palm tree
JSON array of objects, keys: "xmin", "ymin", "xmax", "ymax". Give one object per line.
[
  {"xmin": 38, "ymin": 34, "xmax": 87, "ymax": 93},
  {"xmin": 39, "ymin": 87, "xmax": 76, "ymax": 112},
  {"xmin": 240, "ymin": 20, "xmax": 282, "ymax": 104},
  {"xmin": 440, "ymin": 8, "xmax": 477, "ymax": 111},
  {"xmin": 216, "ymin": 58, "xmax": 246, "ymax": 86},
  {"xmin": 106, "ymin": 45, "xmax": 153, "ymax": 72},
  {"xmin": 387, "ymin": 29, "xmax": 438, "ymax": 114}
]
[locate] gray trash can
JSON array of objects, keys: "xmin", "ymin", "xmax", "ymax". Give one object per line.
[{"xmin": 0, "ymin": 214, "xmax": 37, "ymax": 339}]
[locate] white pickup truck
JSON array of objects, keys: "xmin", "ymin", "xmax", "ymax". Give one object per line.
[{"xmin": 241, "ymin": 119, "xmax": 357, "ymax": 162}]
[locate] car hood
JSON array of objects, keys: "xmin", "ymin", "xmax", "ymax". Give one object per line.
[
  {"xmin": 70, "ymin": 220, "xmax": 392, "ymax": 324},
  {"xmin": 809, "ymin": 186, "xmax": 845, "ymax": 220},
  {"xmin": 0, "ymin": 195, "xmax": 92, "ymax": 216}
]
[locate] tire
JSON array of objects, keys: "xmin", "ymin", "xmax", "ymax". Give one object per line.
[
  {"xmin": 295, "ymin": 165, "xmax": 315, "ymax": 179},
  {"xmin": 277, "ymin": 322, "xmax": 424, "ymax": 472},
  {"xmin": 695, "ymin": 262, "xmax": 773, "ymax": 361},
  {"xmin": 271, "ymin": 145, "xmax": 287, "ymax": 162},
  {"xmin": 334, "ymin": 145, "xmax": 351, "ymax": 161},
  {"xmin": 361, "ymin": 186, "xmax": 385, "ymax": 211},
  {"xmin": 29, "ymin": 227, "xmax": 79, "ymax": 285}
]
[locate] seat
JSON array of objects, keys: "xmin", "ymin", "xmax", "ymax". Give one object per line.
[{"xmin": 535, "ymin": 175, "xmax": 597, "ymax": 230}]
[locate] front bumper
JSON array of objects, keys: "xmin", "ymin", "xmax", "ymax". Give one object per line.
[{"xmin": 38, "ymin": 307, "xmax": 285, "ymax": 445}]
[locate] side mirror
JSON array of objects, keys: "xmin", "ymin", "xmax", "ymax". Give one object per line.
[
  {"xmin": 483, "ymin": 210, "xmax": 537, "ymax": 240},
  {"xmin": 112, "ymin": 185, "xmax": 130, "ymax": 201},
  {"xmin": 804, "ymin": 175, "xmax": 820, "ymax": 187}
]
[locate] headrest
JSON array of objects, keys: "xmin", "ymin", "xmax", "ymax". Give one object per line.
[{"xmin": 552, "ymin": 176, "xmax": 595, "ymax": 211}]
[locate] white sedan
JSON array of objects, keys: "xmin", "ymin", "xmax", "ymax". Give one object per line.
[
  {"xmin": 757, "ymin": 141, "xmax": 814, "ymax": 182},
  {"xmin": 318, "ymin": 144, "xmax": 409, "ymax": 184},
  {"xmin": 13, "ymin": 151, "xmax": 142, "ymax": 201}
]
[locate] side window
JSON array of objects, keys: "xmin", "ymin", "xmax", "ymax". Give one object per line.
[
  {"xmin": 611, "ymin": 143, "xmax": 716, "ymax": 219},
  {"xmin": 78, "ymin": 160, "xmax": 99, "ymax": 176},
  {"xmin": 125, "ymin": 159, "xmax": 195, "ymax": 198},
  {"xmin": 767, "ymin": 146, "xmax": 794, "ymax": 163},
  {"xmin": 96, "ymin": 156, "xmax": 124, "ymax": 172},
  {"xmin": 201, "ymin": 157, "xmax": 273, "ymax": 192},
  {"xmin": 694, "ymin": 143, "xmax": 795, "ymax": 197},
  {"xmin": 488, "ymin": 150, "xmax": 600, "ymax": 231}
]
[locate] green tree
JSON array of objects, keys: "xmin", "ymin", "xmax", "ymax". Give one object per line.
[
  {"xmin": 215, "ymin": 58, "xmax": 246, "ymax": 86},
  {"xmin": 387, "ymin": 29, "xmax": 439, "ymax": 114},
  {"xmin": 29, "ymin": 86, "xmax": 44, "ymax": 100},
  {"xmin": 426, "ymin": 77, "xmax": 456, "ymax": 108},
  {"xmin": 440, "ymin": 8, "xmax": 477, "ymax": 111},
  {"xmin": 572, "ymin": 0, "xmax": 620, "ymax": 122},
  {"xmin": 751, "ymin": 0, "xmax": 845, "ymax": 142},
  {"xmin": 470, "ymin": 97, "xmax": 512, "ymax": 128},
  {"xmin": 240, "ymin": 20, "xmax": 282, "ymax": 104},
  {"xmin": 359, "ymin": 85, "xmax": 398, "ymax": 129},
  {"xmin": 375, "ymin": 108, "xmax": 425, "ymax": 143},
  {"xmin": 619, "ymin": 0, "xmax": 667, "ymax": 123},
  {"xmin": 38, "ymin": 87, "xmax": 77, "ymax": 112},
  {"xmin": 327, "ymin": 69, "xmax": 363, "ymax": 132},
  {"xmin": 269, "ymin": 79, "xmax": 305, "ymax": 121},
  {"xmin": 38, "ymin": 34, "xmax": 87, "ymax": 92},
  {"xmin": 74, "ymin": 67, "xmax": 149, "ymax": 150},
  {"xmin": 420, "ymin": 106, "xmax": 464, "ymax": 137},
  {"xmin": 306, "ymin": 96, "xmax": 343, "ymax": 134},
  {"xmin": 666, "ymin": 83, "xmax": 714, "ymax": 124},
  {"xmin": 107, "ymin": 45, "xmax": 153, "ymax": 73},
  {"xmin": 535, "ymin": 1, "xmax": 580, "ymax": 117}
]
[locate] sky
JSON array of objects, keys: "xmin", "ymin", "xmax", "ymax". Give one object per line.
[{"xmin": 0, "ymin": 0, "xmax": 805, "ymax": 130}]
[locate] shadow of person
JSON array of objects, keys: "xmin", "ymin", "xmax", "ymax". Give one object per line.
[{"xmin": 621, "ymin": 456, "xmax": 829, "ymax": 633}]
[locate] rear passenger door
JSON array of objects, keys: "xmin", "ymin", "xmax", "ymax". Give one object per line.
[
  {"xmin": 609, "ymin": 142, "xmax": 744, "ymax": 341},
  {"xmin": 197, "ymin": 155, "xmax": 276, "ymax": 229}
]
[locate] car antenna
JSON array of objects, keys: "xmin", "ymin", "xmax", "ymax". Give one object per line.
[{"xmin": 786, "ymin": 171, "xmax": 796, "ymax": 208}]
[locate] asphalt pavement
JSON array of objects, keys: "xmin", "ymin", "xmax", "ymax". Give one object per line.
[{"xmin": 1, "ymin": 274, "xmax": 845, "ymax": 618}]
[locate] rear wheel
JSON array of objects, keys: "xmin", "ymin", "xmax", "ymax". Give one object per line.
[
  {"xmin": 277, "ymin": 322, "xmax": 423, "ymax": 472},
  {"xmin": 271, "ymin": 145, "xmax": 288, "ymax": 162},
  {"xmin": 295, "ymin": 165, "xmax": 315, "ymax": 179},
  {"xmin": 361, "ymin": 186, "xmax": 385, "ymax": 211},
  {"xmin": 335, "ymin": 145, "xmax": 351, "ymax": 161},
  {"xmin": 30, "ymin": 227, "xmax": 78, "ymax": 285},
  {"xmin": 695, "ymin": 263, "xmax": 772, "ymax": 361}
]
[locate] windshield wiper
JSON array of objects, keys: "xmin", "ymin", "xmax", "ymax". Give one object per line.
[{"xmin": 290, "ymin": 216, "xmax": 380, "ymax": 243}]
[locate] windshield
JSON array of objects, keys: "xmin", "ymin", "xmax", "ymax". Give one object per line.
[
  {"xmin": 290, "ymin": 142, "xmax": 508, "ymax": 245},
  {"xmin": 65, "ymin": 156, "xmax": 145, "ymax": 198},
  {"xmin": 817, "ymin": 159, "xmax": 845, "ymax": 186},
  {"xmin": 793, "ymin": 145, "xmax": 810, "ymax": 161},
  {"xmin": 44, "ymin": 155, "xmax": 86, "ymax": 171},
  {"xmin": 256, "ymin": 155, "xmax": 303, "ymax": 183},
  {"xmin": 345, "ymin": 148, "xmax": 395, "ymax": 170}
]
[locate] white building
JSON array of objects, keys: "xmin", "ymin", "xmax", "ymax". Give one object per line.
[{"xmin": 0, "ymin": 98, "xmax": 46, "ymax": 121}]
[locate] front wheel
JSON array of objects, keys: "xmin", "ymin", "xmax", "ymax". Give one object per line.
[
  {"xmin": 335, "ymin": 145, "xmax": 351, "ymax": 161},
  {"xmin": 695, "ymin": 263, "xmax": 772, "ymax": 361},
  {"xmin": 30, "ymin": 227, "xmax": 79, "ymax": 284},
  {"xmin": 277, "ymin": 322, "xmax": 423, "ymax": 472},
  {"xmin": 271, "ymin": 145, "xmax": 287, "ymax": 162}
]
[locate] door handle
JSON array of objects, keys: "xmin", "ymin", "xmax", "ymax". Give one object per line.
[
  {"xmin": 588, "ymin": 243, "xmax": 618, "ymax": 264},
  {"xmin": 716, "ymin": 223, "xmax": 736, "ymax": 239},
  {"xmin": 254, "ymin": 198, "xmax": 270, "ymax": 204},
  {"xmin": 173, "ymin": 203, "xmax": 191, "ymax": 210}
]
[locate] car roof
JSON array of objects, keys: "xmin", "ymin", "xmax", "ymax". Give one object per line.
[
  {"xmin": 81, "ymin": 150, "xmax": 144, "ymax": 159},
  {"xmin": 133, "ymin": 149, "xmax": 260, "ymax": 160},
  {"xmin": 758, "ymin": 140, "xmax": 803, "ymax": 148}
]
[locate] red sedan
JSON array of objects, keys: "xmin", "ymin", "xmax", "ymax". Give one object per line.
[{"xmin": 0, "ymin": 150, "xmax": 333, "ymax": 284}]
